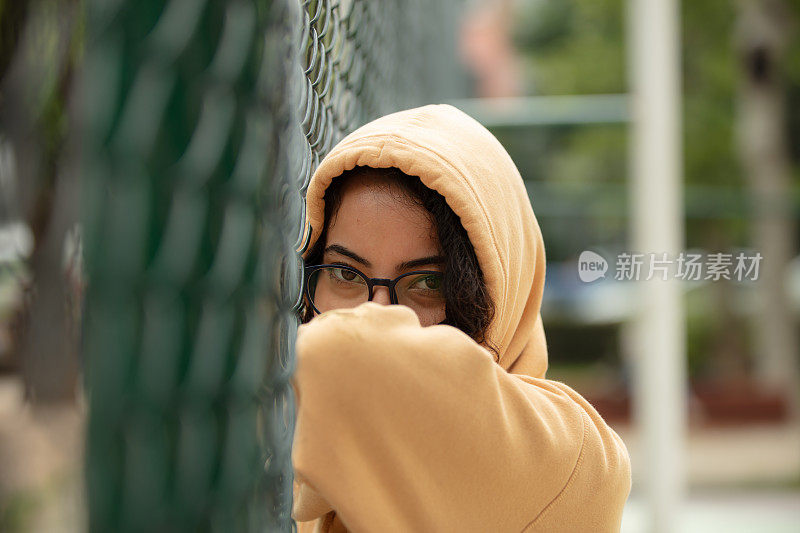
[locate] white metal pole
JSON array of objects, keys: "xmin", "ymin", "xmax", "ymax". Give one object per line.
[{"xmin": 628, "ymin": 0, "xmax": 686, "ymax": 532}]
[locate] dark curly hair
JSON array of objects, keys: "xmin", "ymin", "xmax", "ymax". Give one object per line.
[{"xmin": 300, "ymin": 166, "xmax": 497, "ymax": 355}]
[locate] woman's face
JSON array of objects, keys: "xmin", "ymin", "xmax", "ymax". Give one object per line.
[{"xmin": 314, "ymin": 175, "xmax": 446, "ymax": 326}]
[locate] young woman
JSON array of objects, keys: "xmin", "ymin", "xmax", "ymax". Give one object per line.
[{"xmin": 292, "ymin": 104, "xmax": 631, "ymax": 532}]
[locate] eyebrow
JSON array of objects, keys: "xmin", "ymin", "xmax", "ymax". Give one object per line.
[
  {"xmin": 396, "ymin": 255, "xmax": 445, "ymax": 271},
  {"xmin": 325, "ymin": 244, "xmax": 371, "ymax": 267},
  {"xmin": 324, "ymin": 244, "xmax": 444, "ymax": 272}
]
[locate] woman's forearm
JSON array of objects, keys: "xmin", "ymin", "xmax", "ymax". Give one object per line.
[{"xmin": 292, "ymin": 303, "xmax": 630, "ymax": 533}]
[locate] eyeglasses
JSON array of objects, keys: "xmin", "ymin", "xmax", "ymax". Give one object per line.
[{"xmin": 304, "ymin": 264, "xmax": 446, "ymax": 325}]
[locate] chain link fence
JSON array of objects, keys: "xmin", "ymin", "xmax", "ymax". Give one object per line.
[{"xmin": 0, "ymin": 0, "xmax": 462, "ymax": 530}]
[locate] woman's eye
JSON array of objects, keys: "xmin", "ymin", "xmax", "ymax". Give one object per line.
[
  {"xmin": 332, "ymin": 268, "xmax": 359, "ymax": 283},
  {"xmin": 412, "ymin": 274, "xmax": 442, "ymax": 291}
]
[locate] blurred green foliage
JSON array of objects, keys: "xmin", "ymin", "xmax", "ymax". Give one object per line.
[
  {"xmin": 512, "ymin": 0, "xmax": 800, "ymax": 247},
  {"xmin": 513, "ymin": 0, "xmax": 625, "ymax": 95}
]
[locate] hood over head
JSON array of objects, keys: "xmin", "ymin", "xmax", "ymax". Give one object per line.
[{"xmin": 298, "ymin": 104, "xmax": 547, "ymax": 378}]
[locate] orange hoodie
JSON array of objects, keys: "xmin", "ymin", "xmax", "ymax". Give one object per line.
[{"xmin": 291, "ymin": 104, "xmax": 631, "ymax": 532}]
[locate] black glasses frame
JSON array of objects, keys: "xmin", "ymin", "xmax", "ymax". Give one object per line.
[{"xmin": 304, "ymin": 264, "xmax": 444, "ymax": 314}]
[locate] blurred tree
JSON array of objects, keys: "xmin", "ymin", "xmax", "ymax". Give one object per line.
[
  {"xmin": 735, "ymin": 0, "xmax": 800, "ymax": 409},
  {"xmin": 0, "ymin": 0, "xmax": 83, "ymax": 403}
]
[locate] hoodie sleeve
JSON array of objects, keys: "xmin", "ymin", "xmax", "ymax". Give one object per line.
[{"xmin": 291, "ymin": 303, "xmax": 631, "ymax": 532}]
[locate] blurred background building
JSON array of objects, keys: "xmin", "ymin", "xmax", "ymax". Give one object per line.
[{"xmin": 0, "ymin": 0, "xmax": 798, "ymax": 531}]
